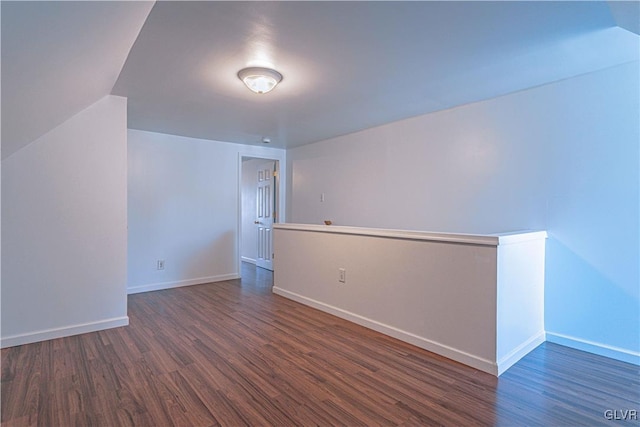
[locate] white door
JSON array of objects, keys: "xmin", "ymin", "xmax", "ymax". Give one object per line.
[{"xmin": 255, "ymin": 161, "xmax": 275, "ymax": 271}]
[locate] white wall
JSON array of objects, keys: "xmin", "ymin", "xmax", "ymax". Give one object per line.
[
  {"xmin": 1, "ymin": 95, "xmax": 129, "ymax": 347},
  {"xmin": 127, "ymin": 130, "xmax": 285, "ymax": 293},
  {"xmin": 274, "ymin": 225, "xmax": 547, "ymax": 375},
  {"xmin": 274, "ymin": 226, "xmax": 500, "ymax": 374},
  {"xmin": 287, "ymin": 62, "xmax": 640, "ymax": 364}
]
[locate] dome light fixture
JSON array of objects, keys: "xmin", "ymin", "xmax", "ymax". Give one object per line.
[{"xmin": 237, "ymin": 67, "xmax": 282, "ymax": 94}]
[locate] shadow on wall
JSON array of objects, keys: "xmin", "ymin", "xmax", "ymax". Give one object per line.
[
  {"xmin": 182, "ymin": 230, "xmax": 238, "ymax": 282},
  {"xmin": 544, "ymin": 237, "xmax": 640, "ymax": 354}
]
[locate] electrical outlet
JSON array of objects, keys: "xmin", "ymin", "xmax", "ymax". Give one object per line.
[
  {"xmin": 338, "ymin": 268, "xmax": 346, "ymax": 283},
  {"xmin": 157, "ymin": 260, "xmax": 165, "ymax": 270},
  {"xmin": 320, "ymin": 193, "xmax": 325, "ymax": 202}
]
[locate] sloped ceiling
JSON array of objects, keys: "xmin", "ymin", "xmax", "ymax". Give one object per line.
[
  {"xmin": 1, "ymin": 1, "xmax": 154, "ymax": 159},
  {"xmin": 3, "ymin": 1, "xmax": 639, "ymax": 157},
  {"xmin": 111, "ymin": 1, "xmax": 639, "ymax": 149}
]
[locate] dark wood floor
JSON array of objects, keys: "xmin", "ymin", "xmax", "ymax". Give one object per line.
[{"xmin": 2, "ymin": 263, "xmax": 639, "ymax": 426}]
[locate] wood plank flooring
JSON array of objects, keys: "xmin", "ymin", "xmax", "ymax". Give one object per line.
[{"xmin": 2, "ymin": 263, "xmax": 639, "ymax": 426}]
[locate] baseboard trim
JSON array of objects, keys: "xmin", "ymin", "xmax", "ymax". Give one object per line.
[
  {"xmin": 127, "ymin": 273, "xmax": 240, "ymax": 295},
  {"xmin": 273, "ymin": 287, "xmax": 497, "ymax": 375},
  {"xmin": 497, "ymin": 331, "xmax": 546, "ymax": 375},
  {"xmin": 241, "ymin": 257, "xmax": 257, "ymax": 265},
  {"xmin": 1, "ymin": 316, "xmax": 129, "ymax": 349},
  {"xmin": 546, "ymin": 332, "xmax": 640, "ymax": 365}
]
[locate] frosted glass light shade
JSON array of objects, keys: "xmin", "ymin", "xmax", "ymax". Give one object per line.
[{"xmin": 237, "ymin": 67, "xmax": 283, "ymax": 94}]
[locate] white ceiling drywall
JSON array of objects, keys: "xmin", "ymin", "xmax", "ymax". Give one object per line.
[
  {"xmin": 1, "ymin": 1, "xmax": 154, "ymax": 159},
  {"xmin": 111, "ymin": 1, "xmax": 638, "ymax": 149},
  {"xmin": 3, "ymin": 1, "xmax": 639, "ymax": 155}
]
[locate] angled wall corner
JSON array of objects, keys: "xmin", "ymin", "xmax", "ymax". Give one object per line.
[
  {"xmin": 1, "ymin": 1, "xmax": 154, "ymax": 160},
  {"xmin": 608, "ymin": 0, "xmax": 640, "ymax": 35}
]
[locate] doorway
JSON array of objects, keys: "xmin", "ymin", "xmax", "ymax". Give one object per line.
[{"xmin": 240, "ymin": 157, "xmax": 280, "ymax": 273}]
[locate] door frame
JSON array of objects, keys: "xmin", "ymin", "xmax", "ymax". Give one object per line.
[{"xmin": 237, "ymin": 151, "xmax": 285, "ymax": 277}]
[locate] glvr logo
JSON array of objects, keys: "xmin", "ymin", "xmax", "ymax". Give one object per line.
[{"xmin": 604, "ymin": 409, "xmax": 638, "ymax": 421}]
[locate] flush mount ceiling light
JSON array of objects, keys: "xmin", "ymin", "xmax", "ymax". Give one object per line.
[{"xmin": 237, "ymin": 67, "xmax": 282, "ymax": 94}]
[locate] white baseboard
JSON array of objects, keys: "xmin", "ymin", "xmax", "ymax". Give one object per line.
[
  {"xmin": 241, "ymin": 256, "xmax": 257, "ymax": 265},
  {"xmin": 1, "ymin": 316, "xmax": 129, "ymax": 349},
  {"xmin": 273, "ymin": 287, "xmax": 498, "ymax": 375},
  {"xmin": 127, "ymin": 273, "xmax": 240, "ymax": 295},
  {"xmin": 547, "ymin": 332, "xmax": 640, "ymax": 365},
  {"xmin": 497, "ymin": 331, "xmax": 546, "ymax": 375}
]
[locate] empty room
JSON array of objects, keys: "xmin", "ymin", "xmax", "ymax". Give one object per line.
[{"xmin": 1, "ymin": 1, "xmax": 639, "ymax": 426}]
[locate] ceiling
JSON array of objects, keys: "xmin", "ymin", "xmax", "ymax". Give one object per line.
[{"xmin": 2, "ymin": 1, "xmax": 639, "ymax": 158}]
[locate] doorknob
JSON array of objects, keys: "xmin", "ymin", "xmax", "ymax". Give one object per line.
[{"xmin": 254, "ymin": 220, "xmax": 260, "ymax": 224}]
